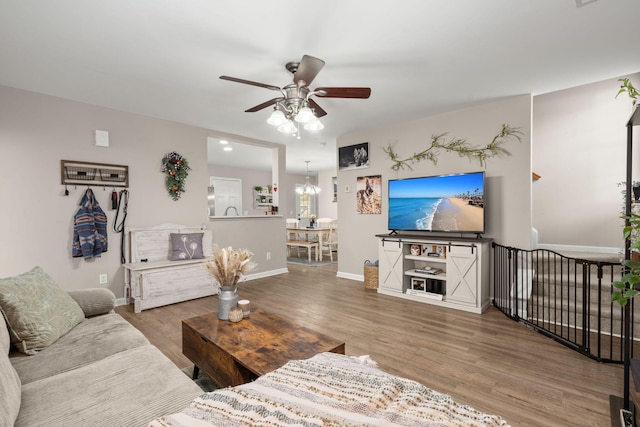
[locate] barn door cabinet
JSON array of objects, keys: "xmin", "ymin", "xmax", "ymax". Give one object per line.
[{"xmin": 376, "ymin": 234, "xmax": 491, "ymax": 314}]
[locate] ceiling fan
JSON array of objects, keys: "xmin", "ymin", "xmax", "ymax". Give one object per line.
[{"xmin": 220, "ymin": 55, "xmax": 371, "ymax": 133}]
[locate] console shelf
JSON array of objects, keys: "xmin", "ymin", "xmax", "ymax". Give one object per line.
[{"xmin": 376, "ymin": 234, "xmax": 491, "ymax": 314}]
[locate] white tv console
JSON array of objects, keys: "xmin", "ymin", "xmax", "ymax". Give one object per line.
[{"xmin": 376, "ymin": 234, "xmax": 492, "ymax": 314}]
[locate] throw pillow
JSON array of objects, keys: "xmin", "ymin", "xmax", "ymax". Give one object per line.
[
  {"xmin": 0, "ymin": 266, "xmax": 85, "ymax": 355},
  {"xmin": 170, "ymin": 233, "xmax": 205, "ymax": 261}
]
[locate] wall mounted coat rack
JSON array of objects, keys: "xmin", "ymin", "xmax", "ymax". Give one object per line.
[{"xmin": 61, "ymin": 160, "xmax": 129, "ymax": 188}]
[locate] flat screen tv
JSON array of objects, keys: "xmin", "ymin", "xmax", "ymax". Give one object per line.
[{"xmin": 388, "ymin": 171, "xmax": 485, "ymax": 234}]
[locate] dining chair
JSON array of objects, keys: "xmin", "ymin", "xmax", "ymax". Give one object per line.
[
  {"xmin": 285, "ymin": 218, "xmax": 300, "ymax": 257},
  {"xmin": 285, "ymin": 218, "xmax": 299, "ymax": 238},
  {"xmin": 316, "ymin": 217, "xmax": 333, "ymax": 228},
  {"xmin": 319, "ymin": 219, "xmax": 338, "ymax": 261}
]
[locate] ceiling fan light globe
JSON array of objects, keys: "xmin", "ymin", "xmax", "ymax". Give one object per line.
[
  {"xmin": 267, "ymin": 109, "xmax": 287, "ymax": 126},
  {"xmin": 277, "ymin": 120, "xmax": 297, "ymax": 134},
  {"xmin": 304, "ymin": 117, "xmax": 324, "ymax": 131},
  {"xmin": 294, "ymin": 106, "xmax": 314, "ymax": 124}
]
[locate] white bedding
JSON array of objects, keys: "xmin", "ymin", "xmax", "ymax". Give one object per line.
[{"xmin": 150, "ymin": 352, "xmax": 510, "ymax": 427}]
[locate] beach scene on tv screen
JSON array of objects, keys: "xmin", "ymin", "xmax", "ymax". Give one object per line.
[{"xmin": 388, "ymin": 172, "xmax": 484, "ymax": 232}]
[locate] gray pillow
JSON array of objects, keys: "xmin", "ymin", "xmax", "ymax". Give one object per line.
[
  {"xmin": 170, "ymin": 233, "xmax": 205, "ymax": 261},
  {"xmin": 0, "ymin": 266, "xmax": 85, "ymax": 355},
  {"xmin": 67, "ymin": 288, "xmax": 116, "ymax": 317}
]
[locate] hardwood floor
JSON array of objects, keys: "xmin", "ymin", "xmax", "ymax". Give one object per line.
[{"xmin": 115, "ymin": 263, "xmax": 623, "ymax": 427}]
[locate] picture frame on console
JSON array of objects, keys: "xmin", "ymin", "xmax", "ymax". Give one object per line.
[
  {"xmin": 432, "ymin": 245, "xmax": 447, "ymax": 258},
  {"xmin": 411, "ymin": 277, "xmax": 426, "ymax": 291}
]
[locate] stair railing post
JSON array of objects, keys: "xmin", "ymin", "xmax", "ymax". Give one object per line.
[
  {"xmin": 581, "ymin": 262, "xmax": 589, "ymax": 354},
  {"xmin": 512, "ymin": 247, "xmax": 519, "ymax": 320},
  {"xmin": 623, "ymin": 118, "xmax": 633, "ymax": 410}
]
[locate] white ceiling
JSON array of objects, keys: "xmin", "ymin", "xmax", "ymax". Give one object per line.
[{"xmin": 2, "ymin": 0, "xmax": 639, "ymax": 175}]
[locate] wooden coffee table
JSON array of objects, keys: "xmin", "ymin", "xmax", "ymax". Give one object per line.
[{"xmin": 182, "ymin": 308, "xmax": 345, "ymax": 387}]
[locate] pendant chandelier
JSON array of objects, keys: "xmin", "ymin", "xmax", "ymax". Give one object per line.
[{"xmin": 295, "ymin": 161, "xmax": 321, "ymax": 195}]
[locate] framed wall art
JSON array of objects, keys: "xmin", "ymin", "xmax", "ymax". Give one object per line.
[
  {"xmin": 356, "ymin": 175, "xmax": 381, "ymax": 214},
  {"xmin": 338, "ymin": 142, "xmax": 369, "ymax": 170}
]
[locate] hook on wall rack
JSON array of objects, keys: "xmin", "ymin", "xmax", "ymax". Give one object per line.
[{"xmin": 61, "ymin": 160, "xmax": 129, "ymax": 189}]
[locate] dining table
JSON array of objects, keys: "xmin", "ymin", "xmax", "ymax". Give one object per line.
[{"xmin": 286, "ymin": 227, "xmax": 330, "ymax": 262}]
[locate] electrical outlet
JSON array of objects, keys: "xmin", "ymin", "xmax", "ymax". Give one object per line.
[
  {"xmin": 99, "ymin": 274, "xmax": 108, "ymax": 285},
  {"xmin": 266, "ymin": 252, "xmax": 271, "ymax": 260}
]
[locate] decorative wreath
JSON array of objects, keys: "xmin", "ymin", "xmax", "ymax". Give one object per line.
[{"xmin": 161, "ymin": 151, "xmax": 191, "ymax": 201}]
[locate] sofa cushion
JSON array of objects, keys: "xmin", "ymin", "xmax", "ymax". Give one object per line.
[
  {"xmin": 0, "ymin": 306, "xmax": 10, "ymax": 356},
  {"xmin": 15, "ymin": 344, "xmax": 203, "ymax": 427},
  {"xmin": 0, "ymin": 266, "xmax": 85, "ymax": 355},
  {"xmin": 67, "ymin": 288, "xmax": 116, "ymax": 317},
  {"xmin": 169, "ymin": 232, "xmax": 205, "ymax": 260},
  {"xmin": 11, "ymin": 313, "xmax": 150, "ymax": 385},
  {"xmin": 0, "ymin": 316, "xmax": 21, "ymax": 427}
]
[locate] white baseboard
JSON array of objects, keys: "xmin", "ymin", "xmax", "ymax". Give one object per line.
[
  {"xmin": 337, "ymin": 271, "xmax": 364, "ymax": 282},
  {"xmin": 245, "ymin": 268, "xmax": 289, "ymax": 281},
  {"xmin": 115, "ymin": 297, "xmax": 127, "ymax": 307},
  {"xmin": 537, "ymin": 244, "xmax": 622, "ymax": 255}
]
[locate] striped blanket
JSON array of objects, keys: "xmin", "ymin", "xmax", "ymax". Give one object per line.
[{"xmin": 149, "ymin": 352, "xmax": 510, "ymax": 427}]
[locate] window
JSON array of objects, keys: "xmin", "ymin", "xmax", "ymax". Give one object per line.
[{"xmin": 295, "ymin": 187, "xmax": 317, "ymax": 222}]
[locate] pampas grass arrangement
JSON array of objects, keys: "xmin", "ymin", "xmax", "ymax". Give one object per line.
[{"xmin": 205, "ymin": 246, "xmax": 256, "ymax": 287}]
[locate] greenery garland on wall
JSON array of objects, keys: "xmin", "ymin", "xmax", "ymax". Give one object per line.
[
  {"xmin": 383, "ymin": 124, "xmax": 523, "ymax": 171},
  {"xmin": 161, "ymin": 151, "xmax": 191, "ymax": 201}
]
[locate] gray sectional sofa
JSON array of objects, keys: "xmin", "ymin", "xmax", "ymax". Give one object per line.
[{"xmin": 1, "ymin": 285, "xmax": 203, "ymax": 427}]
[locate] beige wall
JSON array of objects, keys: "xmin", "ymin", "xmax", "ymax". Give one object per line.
[
  {"xmin": 532, "ymin": 73, "xmax": 640, "ymax": 252},
  {"xmin": 0, "ymin": 86, "xmax": 286, "ymax": 298},
  {"xmin": 317, "ymin": 168, "xmax": 338, "ymax": 220},
  {"xmin": 207, "ymin": 216, "xmax": 288, "ymax": 277},
  {"xmin": 335, "ymin": 95, "xmax": 533, "ymax": 278}
]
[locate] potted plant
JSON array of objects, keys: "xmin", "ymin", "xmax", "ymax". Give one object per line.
[
  {"xmin": 612, "ymin": 80, "xmax": 640, "ymax": 303},
  {"xmin": 616, "ymin": 77, "xmax": 639, "ymax": 107},
  {"xmin": 612, "ymin": 212, "xmax": 640, "ymax": 306}
]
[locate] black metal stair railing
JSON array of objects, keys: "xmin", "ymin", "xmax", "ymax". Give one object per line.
[{"xmin": 492, "ymin": 242, "xmax": 632, "ymax": 363}]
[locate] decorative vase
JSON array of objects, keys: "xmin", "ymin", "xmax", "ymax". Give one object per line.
[{"xmin": 218, "ymin": 285, "xmax": 238, "ymax": 320}]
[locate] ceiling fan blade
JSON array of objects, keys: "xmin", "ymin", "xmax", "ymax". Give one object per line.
[
  {"xmin": 315, "ymin": 87, "xmax": 371, "ymax": 99},
  {"xmin": 293, "ymin": 55, "xmax": 325, "ymax": 85},
  {"xmin": 308, "ymin": 99, "xmax": 327, "ymax": 118},
  {"xmin": 245, "ymin": 97, "xmax": 283, "ymax": 112},
  {"xmin": 220, "ymin": 75, "xmax": 281, "ymax": 91}
]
